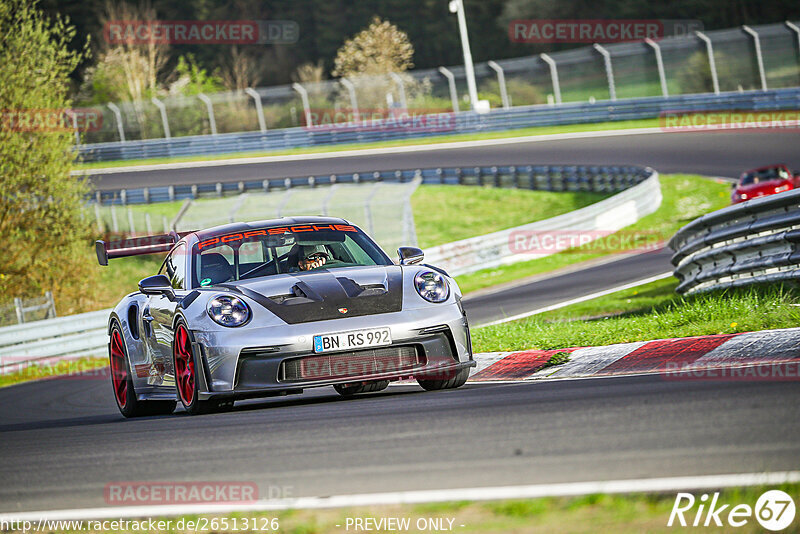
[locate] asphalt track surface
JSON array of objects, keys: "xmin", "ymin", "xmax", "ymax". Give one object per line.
[
  {"xmin": 1, "ymin": 367, "xmax": 798, "ymax": 514},
  {"xmin": 462, "ymin": 248, "xmax": 672, "ymax": 325},
  {"xmin": 2, "ymin": 128, "xmax": 798, "ymax": 514},
  {"xmin": 89, "ymin": 130, "xmax": 800, "ymax": 190}
]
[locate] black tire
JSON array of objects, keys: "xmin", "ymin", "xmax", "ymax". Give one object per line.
[
  {"xmin": 417, "ymin": 366, "xmax": 470, "ymax": 391},
  {"xmin": 334, "ymin": 380, "xmax": 390, "ymax": 396},
  {"xmin": 109, "ymin": 322, "xmax": 176, "ymax": 418},
  {"xmin": 173, "ymin": 319, "xmax": 219, "ymax": 416}
]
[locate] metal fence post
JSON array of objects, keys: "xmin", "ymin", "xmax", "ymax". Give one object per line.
[
  {"xmin": 150, "ymin": 97, "xmax": 171, "ymax": 139},
  {"xmin": 787, "ymin": 21, "xmax": 800, "ymax": 52},
  {"xmin": 742, "ymin": 25, "xmax": 768, "ymax": 91},
  {"xmin": 127, "ymin": 207, "xmax": 136, "ymax": 235},
  {"xmin": 171, "ymin": 198, "xmax": 192, "ymax": 231},
  {"xmin": 487, "ymin": 60, "xmax": 510, "ymax": 109},
  {"xmin": 540, "ymin": 53, "xmax": 562, "ymax": 104},
  {"xmin": 695, "ymin": 31, "xmax": 720, "ymax": 95},
  {"xmin": 388, "ymin": 72, "xmax": 408, "ymax": 110},
  {"xmin": 94, "ymin": 203, "xmax": 103, "ymax": 233},
  {"xmin": 198, "ymin": 93, "xmax": 218, "ymax": 135},
  {"xmin": 645, "ymin": 38, "xmax": 669, "ymax": 97},
  {"xmin": 14, "ymin": 297, "xmax": 24, "ymax": 324},
  {"xmin": 64, "ymin": 109, "xmax": 80, "ymax": 144},
  {"xmin": 340, "ymin": 78, "xmax": 359, "ymax": 122},
  {"xmin": 593, "ymin": 43, "xmax": 616, "ymax": 101},
  {"xmin": 45, "ymin": 291, "xmax": 57, "ymax": 319},
  {"xmin": 244, "ymin": 88, "xmax": 267, "ymax": 132},
  {"xmin": 110, "ymin": 204, "xmax": 119, "ymax": 233},
  {"xmin": 437, "ymin": 67, "xmax": 460, "ymax": 112},
  {"xmin": 107, "ymin": 102, "xmax": 126, "ymax": 142},
  {"xmin": 276, "ymin": 189, "xmax": 294, "ymax": 217},
  {"xmin": 292, "ymin": 83, "xmax": 313, "ymax": 127},
  {"xmin": 320, "ymin": 185, "xmax": 338, "ymax": 216}
]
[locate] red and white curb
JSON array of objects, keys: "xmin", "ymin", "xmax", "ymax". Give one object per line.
[{"xmin": 469, "ymin": 328, "xmax": 800, "ymax": 382}]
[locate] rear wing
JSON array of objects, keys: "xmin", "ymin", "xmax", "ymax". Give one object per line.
[{"xmin": 95, "ymin": 232, "xmax": 186, "ymax": 266}]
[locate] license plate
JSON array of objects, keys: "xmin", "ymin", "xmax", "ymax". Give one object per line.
[{"xmin": 313, "ymin": 327, "xmax": 392, "ymax": 353}]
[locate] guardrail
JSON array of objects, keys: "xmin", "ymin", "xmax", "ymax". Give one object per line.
[
  {"xmin": 426, "ymin": 168, "xmax": 660, "ymax": 276},
  {"xmin": 93, "ymin": 163, "xmax": 651, "ymax": 205},
  {"xmin": 78, "ymin": 87, "xmax": 800, "ymax": 162},
  {"xmin": 0, "ymin": 309, "xmax": 109, "ymax": 371},
  {"xmin": 668, "ymin": 189, "xmax": 800, "ymax": 295}
]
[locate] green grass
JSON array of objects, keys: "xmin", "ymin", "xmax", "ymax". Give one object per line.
[
  {"xmin": 74, "ymin": 118, "xmax": 661, "ymax": 169},
  {"xmin": 412, "ymin": 186, "xmax": 608, "ymax": 249},
  {"xmin": 32, "ymin": 484, "xmax": 795, "ymax": 533},
  {"xmin": 0, "ymin": 357, "xmax": 108, "ymax": 389},
  {"xmin": 455, "ymin": 174, "xmax": 732, "ymax": 295},
  {"xmin": 471, "ymin": 279, "xmax": 800, "ymax": 353}
]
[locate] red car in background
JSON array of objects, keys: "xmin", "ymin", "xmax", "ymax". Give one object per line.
[{"xmin": 731, "ymin": 164, "xmax": 800, "ymax": 204}]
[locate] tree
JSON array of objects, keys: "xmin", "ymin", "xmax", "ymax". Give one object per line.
[
  {"xmin": 0, "ymin": 0, "xmax": 93, "ymax": 314},
  {"xmin": 332, "ymin": 16, "xmax": 414, "ymax": 78}
]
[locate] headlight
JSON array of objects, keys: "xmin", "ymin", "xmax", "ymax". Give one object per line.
[
  {"xmin": 414, "ymin": 271, "xmax": 449, "ymax": 303},
  {"xmin": 207, "ymin": 295, "xmax": 250, "ymax": 327}
]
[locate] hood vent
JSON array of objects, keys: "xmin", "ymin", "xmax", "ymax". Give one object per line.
[
  {"xmin": 336, "ymin": 277, "xmax": 387, "ymax": 298},
  {"xmin": 269, "ymin": 280, "xmax": 323, "ymax": 305}
]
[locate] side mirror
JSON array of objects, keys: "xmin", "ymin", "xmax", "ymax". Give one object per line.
[
  {"xmin": 139, "ymin": 274, "xmax": 174, "ymax": 299},
  {"xmin": 398, "ymin": 247, "xmax": 424, "ymax": 265}
]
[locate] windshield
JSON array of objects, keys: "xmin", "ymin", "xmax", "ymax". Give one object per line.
[
  {"xmin": 191, "ymin": 224, "xmax": 392, "ymax": 287},
  {"xmin": 740, "ymin": 167, "xmax": 788, "ymax": 185}
]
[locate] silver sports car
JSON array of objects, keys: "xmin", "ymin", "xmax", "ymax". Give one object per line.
[{"xmin": 97, "ymin": 217, "xmax": 474, "ymax": 417}]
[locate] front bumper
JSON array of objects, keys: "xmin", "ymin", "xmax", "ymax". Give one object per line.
[{"xmin": 191, "ymin": 303, "xmax": 472, "ymax": 398}]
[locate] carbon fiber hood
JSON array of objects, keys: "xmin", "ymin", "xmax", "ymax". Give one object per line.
[{"xmin": 222, "ymin": 265, "xmax": 404, "ymax": 324}]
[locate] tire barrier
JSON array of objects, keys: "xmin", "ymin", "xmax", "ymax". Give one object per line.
[{"xmin": 669, "ymin": 189, "xmax": 800, "ymax": 294}]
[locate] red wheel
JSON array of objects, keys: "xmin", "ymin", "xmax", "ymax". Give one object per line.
[
  {"xmin": 109, "ymin": 322, "xmax": 175, "ymax": 418},
  {"xmin": 109, "ymin": 329, "xmax": 128, "ymax": 409},
  {"xmin": 173, "ymin": 321, "xmax": 219, "ymax": 415},
  {"xmin": 174, "ymin": 324, "xmax": 195, "ymax": 406}
]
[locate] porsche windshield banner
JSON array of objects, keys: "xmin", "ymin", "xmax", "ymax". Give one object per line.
[{"xmin": 196, "ymin": 224, "xmax": 358, "ymax": 251}]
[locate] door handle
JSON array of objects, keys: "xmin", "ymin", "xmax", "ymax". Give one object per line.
[{"xmin": 142, "ymin": 314, "xmax": 155, "ymax": 323}]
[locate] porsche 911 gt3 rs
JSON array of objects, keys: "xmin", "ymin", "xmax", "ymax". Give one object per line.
[{"xmin": 97, "ymin": 217, "xmax": 474, "ymax": 417}]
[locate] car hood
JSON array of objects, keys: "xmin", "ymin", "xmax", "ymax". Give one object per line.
[{"xmin": 220, "ymin": 265, "xmax": 404, "ymax": 324}]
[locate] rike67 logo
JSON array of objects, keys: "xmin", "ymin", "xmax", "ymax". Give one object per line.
[{"xmin": 668, "ymin": 490, "xmax": 796, "ymax": 531}]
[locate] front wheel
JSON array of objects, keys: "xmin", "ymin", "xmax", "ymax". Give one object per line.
[
  {"xmin": 173, "ymin": 321, "xmax": 219, "ymax": 415},
  {"xmin": 334, "ymin": 380, "xmax": 390, "ymax": 396},
  {"xmin": 417, "ymin": 366, "xmax": 470, "ymax": 391},
  {"xmin": 109, "ymin": 323, "xmax": 175, "ymax": 418}
]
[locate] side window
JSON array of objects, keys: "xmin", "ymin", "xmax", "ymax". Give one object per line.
[{"xmin": 165, "ymin": 243, "xmax": 187, "ymax": 289}]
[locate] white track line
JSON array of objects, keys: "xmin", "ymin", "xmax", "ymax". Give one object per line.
[
  {"xmin": 478, "ymin": 271, "xmax": 674, "ymax": 327},
  {"xmin": 74, "ymin": 127, "xmax": 668, "ymax": 175},
  {"xmin": 2, "ymin": 471, "xmax": 797, "ymax": 521}
]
